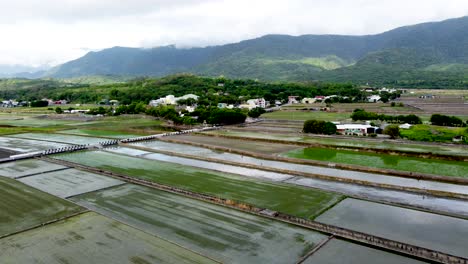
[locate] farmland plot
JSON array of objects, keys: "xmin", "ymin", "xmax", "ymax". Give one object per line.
[
  {"xmin": 55, "ymin": 150, "xmax": 344, "ymax": 219},
  {"xmin": 0, "ymin": 136, "xmax": 69, "ymax": 152},
  {"xmin": 315, "ymin": 198, "xmax": 468, "ymax": 258},
  {"xmin": 0, "ymin": 212, "xmax": 216, "ymax": 264},
  {"xmin": 0, "ymin": 159, "xmax": 67, "ymax": 178},
  {"xmin": 19, "ymin": 169, "xmax": 124, "ymax": 198},
  {"xmin": 72, "ymin": 185, "xmax": 327, "ymax": 263},
  {"xmin": 11, "ymin": 133, "xmax": 106, "ymax": 145},
  {"xmin": 0, "ymin": 177, "xmax": 83, "ymax": 237},
  {"xmin": 303, "ymin": 239, "xmax": 428, "ymax": 264}
]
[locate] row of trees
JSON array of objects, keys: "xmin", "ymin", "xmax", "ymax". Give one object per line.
[
  {"xmin": 430, "ymin": 114, "xmax": 466, "ymax": 127},
  {"xmin": 303, "ymin": 120, "xmax": 337, "ymax": 135},
  {"xmin": 351, "ymin": 109, "xmax": 422, "ymax": 124}
]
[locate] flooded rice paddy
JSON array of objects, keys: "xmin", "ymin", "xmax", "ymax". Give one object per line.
[
  {"xmin": 125, "ymin": 141, "xmax": 468, "ymax": 196},
  {"xmin": 0, "ymin": 159, "xmax": 67, "ymax": 178},
  {"xmin": 316, "ymin": 198, "xmax": 468, "ymax": 258},
  {"xmin": 303, "ymin": 239, "xmax": 428, "ymax": 264},
  {"xmin": 0, "ymin": 177, "xmax": 82, "ymax": 237},
  {"xmin": 55, "ymin": 150, "xmax": 344, "ymax": 219},
  {"xmin": 59, "ymin": 129, "xmax": 142, "ymax": 139},
  {"xmin": 18, "ymin": 168, "xmax": 124, "ymax": 198},
  {"xmin": 286, "ymin": 147, "xmax": 468, "ymax": 178},
  {"xmin": 0, "ymin": 136, "xmax": 70, "ymax": 153},
  {"xmin": 56, "ymin": 148, "xmax": 468, "ymax": 219},
  {"xmin": 0, "ymin": 212, "xmax": 216, "ymax": 264},
  {"xmin": 72, "ymin": 184, "xmax": 327, "ymax": 263},
  {"xmin": 10, "ymin": 133, "xmax": 107, "ymax": 145}
]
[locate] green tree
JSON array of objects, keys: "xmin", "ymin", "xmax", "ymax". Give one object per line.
[
  {"xmin": 247, "ymin": 107, "xmax": 266, "ymax": 118},
  {"xmin": 383, "ymin": 125, "xmax": 400, "ymax": 139},
  {"xmin": 55, "ymin": 107, "xmax": 63, "ymax": 114}
]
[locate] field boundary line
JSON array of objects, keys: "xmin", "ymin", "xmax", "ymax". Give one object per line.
[
  {"xmin": 14, "ymin": 167, "xmax": 71, "ymax": 179},
  {"xmin": 0, "ymin": 210, "xmax": 89, "ymax": 241},
  {"xmin": 296, "ymin": 235, "xmax": 334, "ymax": 264}
]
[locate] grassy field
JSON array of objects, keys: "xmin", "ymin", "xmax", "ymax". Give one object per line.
[
  {"xmin": 0, "ymin": 177, "xmax": 83, "ymax": 237},
  {"xmin": 0, "ymin": 212, "xmax": 216, "ymax": 264},
  {"xmin": 56, "ymin": 150, "xmax": 344, "ymax": 219},
  {"xmin": 400, "ymin": 125, "xmax": 468, "ymax": 144},
  {"xmin": 206, "ymin": 130, "xmax": 468, "ymax": 157},
  {"xmin": 316, "ymin": 198, "xmax": 468, "ymax": 258},
  {"xmin": 284, "ymin": 147, "xmax": 468, "ymax": 178},
  {"xmin": 0, "ymin": 159, "xmax": 67, "ymax": 178},
  {"xmin": 72, "ymin": 184, "xmax": 327, "ymax": 263}
]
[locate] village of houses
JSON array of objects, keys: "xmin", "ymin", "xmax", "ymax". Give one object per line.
[{"xmin": 1, "ymin": 87, "xmax": 416, "ymax": 137}]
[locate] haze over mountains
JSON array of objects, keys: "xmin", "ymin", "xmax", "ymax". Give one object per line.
[{"xmin": 5, "ymin": 16, "xmax": 468, "ymax": 85}]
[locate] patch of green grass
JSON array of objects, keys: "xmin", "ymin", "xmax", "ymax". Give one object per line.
[
  {"xmin": 0, "ymin": 177, "xmax": 83, "ymax": 237},
  {"xmin": 400, "ymin": 125, "xmax": 468, "ymax": 143},
  {"xmin": 56, "ymin": 151, "xmax": 345, "ymax": 219},
  {"xmin": 284, "ymin": 147, "xmax": 468, "ymax": 178}
]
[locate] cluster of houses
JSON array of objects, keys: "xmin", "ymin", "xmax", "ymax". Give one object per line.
[{"xmin": 149, "ymin": 94, "xmax": 270, "ymax": 112}]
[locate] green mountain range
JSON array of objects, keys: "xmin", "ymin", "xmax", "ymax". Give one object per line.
[{"xmin": 38, "ymin": 16, "xmax": 468, "ymax": 87}]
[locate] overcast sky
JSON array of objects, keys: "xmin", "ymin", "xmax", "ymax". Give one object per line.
[{"xmin": 1, "ymin": 0, "xmax": 467, "ymax": 67}]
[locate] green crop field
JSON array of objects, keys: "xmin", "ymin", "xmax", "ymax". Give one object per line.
[
  {"xmin": 0, "ymin": 212, "xmax": 216, "ymax": 264},
  {"xmin": 72, "ymin": 184, "xmax": 327, "ymax": 263},
  {"xmin": 56, "ymin": 150, "xmax": 344, "ymax": 219},
  {"xmin": 0, "ymin": 177, "xmax": 83, "ymax": 237},
  {"xmin": 284, "ymin": 147, "xmax": 468, "ymax": 178}
]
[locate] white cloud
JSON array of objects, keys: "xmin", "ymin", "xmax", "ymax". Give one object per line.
[{"xmin": 0, "ymin": 0, "xmax": 467, "ymax": 66}]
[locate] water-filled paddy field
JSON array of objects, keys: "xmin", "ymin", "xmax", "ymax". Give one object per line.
[
  {"xmin": 303, "ymin": 239, "xmax": 428, "ymax": 264},
  {"xmin": 56, "ymin": 150, "xmax": 344, "ymax": 219},
  {"xmin": 0, "ymin": 136, "xmax": 70, "ymax": 152},
  {"xmin": 0, "ymin": 212, "xmax": 216, "ymax": 264},
  {"xmin": 121, "ymin": 142, "xmax": 468, "ymax": 197},
  {"xmin": 58, "ymin": 129, "xmax": 142, "ymax": 139},
  {"xmin": 166, "ymin": 134, "xmax": 300, "ymax": 154},
  {"xmin": 316, "ymin": 198, "xmax": 468, "ymax": 258},
  {"xmin": 0, "ymin": 177, "xmax": 83, "ymax": 237},
  {"xmin": 18, "ymin": 168, "xmax": 124, "ymax": 198},
  {"xmin": 206, "ymin": 130, "xmax": 468, "ymax": 157},
  {"xmin": 72, "ymin": 184, "xmax": 327, "ymax": 263},
  {"xmin": 285, "ymin": 147, "xmax": 468, "ymax": 178},
  {"xmin": 11, "ymin": 133, "xmax": 107, "ymax": 145},
  {"xmin": 0, "ymin": 159, "xmax": 67, "ymax": 178}
]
